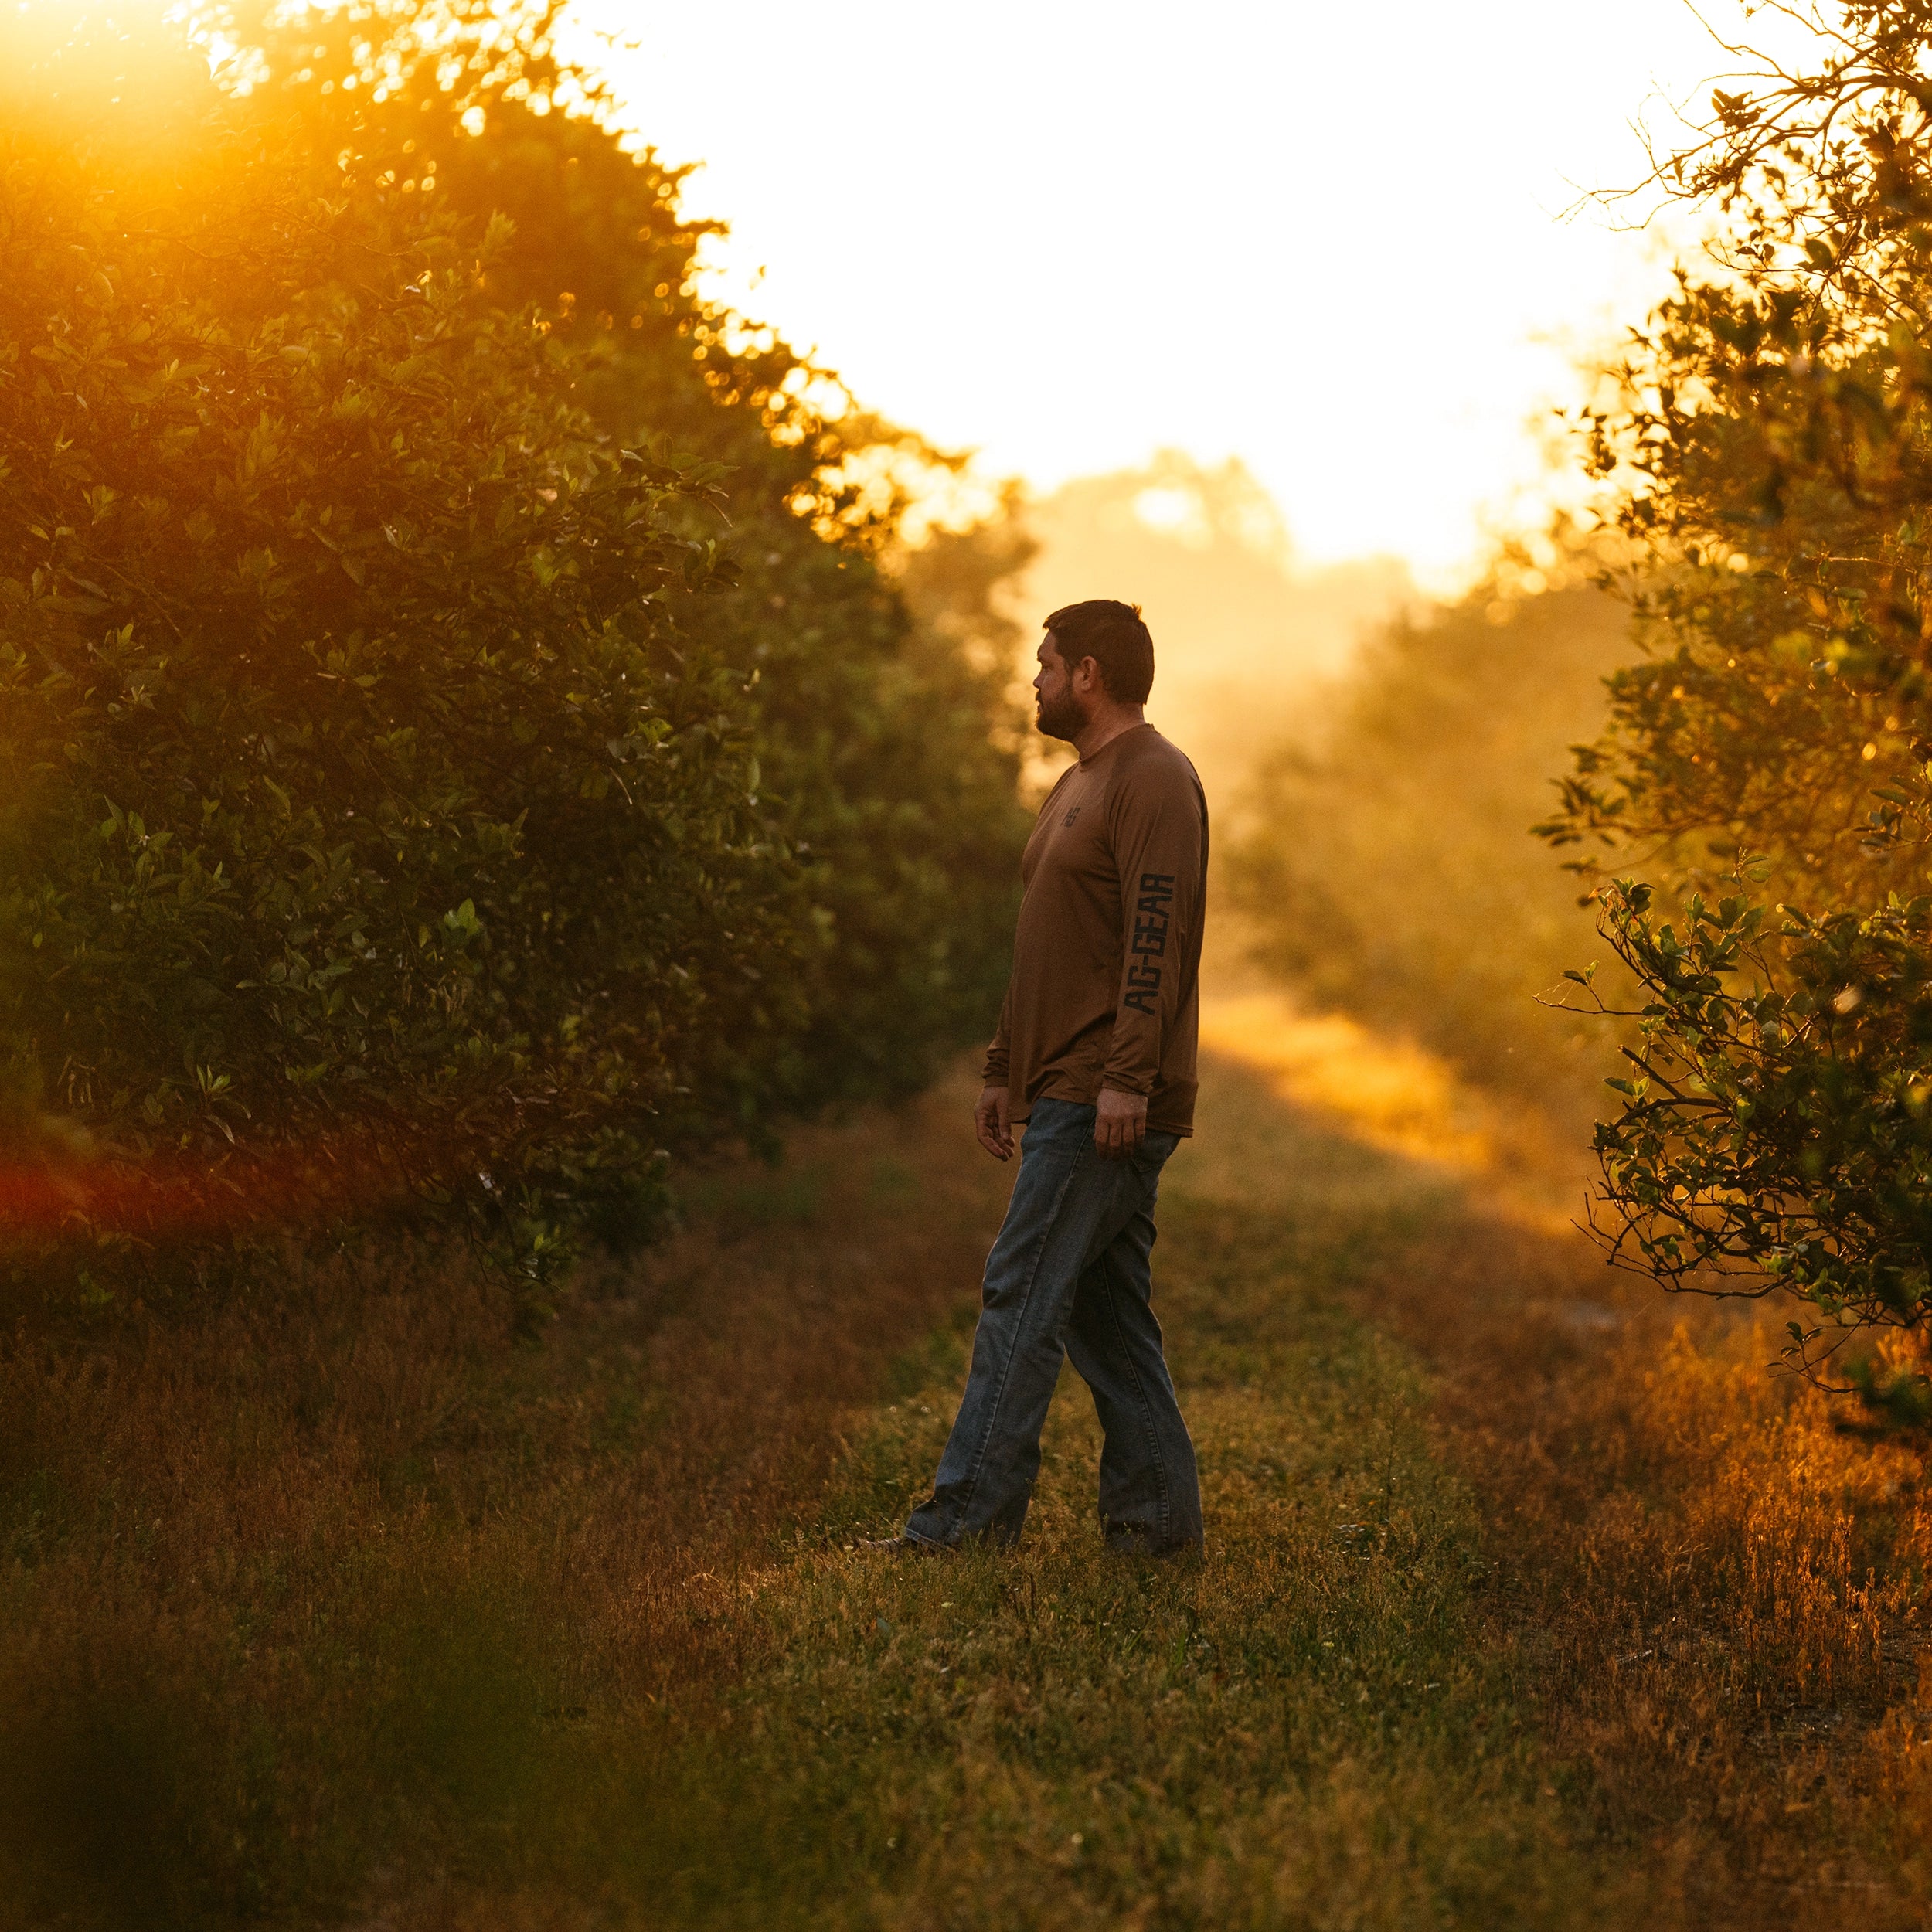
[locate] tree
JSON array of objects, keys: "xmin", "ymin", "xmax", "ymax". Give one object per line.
[
  {"xmin": 1545, "ymin": 1, "xmax": 1932, "ymax": 1398},
  {"xmin": 253, "ymin": 0, "xmax": 1032, "ymax": 1117},
  {"xmin": 0, "ymin": 2, "xmax": 1028, "ymax": 1300}
]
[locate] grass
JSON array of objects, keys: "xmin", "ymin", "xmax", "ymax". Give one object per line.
[
  {"xmin": 7, "ymin": 1000, "xmax": 1932, "ymax": 1926},
  {"xmin": 662, "ymin": 1202, "xmax": 1612, "ymax": 1932}
]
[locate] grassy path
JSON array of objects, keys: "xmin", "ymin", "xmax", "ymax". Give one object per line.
[
  {"xmin": 628, "ymin": 1057, "xmax": 1615, "ymax": 1929},
  {"xmin": 9, "ymin": 998, "xmax": 1932, "ymax": 1927},
  {"xmin": 594, "ymin": 1014, "xmax": 1932, "ymax": 1930}
]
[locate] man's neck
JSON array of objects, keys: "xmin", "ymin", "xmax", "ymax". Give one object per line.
[{"xmin": 1073, "ymin": 705, "xmax": 1146, "ymax": 763}]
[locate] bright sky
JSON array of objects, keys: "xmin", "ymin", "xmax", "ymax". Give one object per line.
[{"xmin": 575, "ymin": 1, "xmax": 1803, "ymax": 583}]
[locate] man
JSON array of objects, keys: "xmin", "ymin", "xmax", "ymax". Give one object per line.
[{"xmin": 878, "ymin": 598, "xmax": 1208, "ymax": 1557}]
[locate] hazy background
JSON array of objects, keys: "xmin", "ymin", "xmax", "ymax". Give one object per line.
[
  {"xmin": 572, "ymin": 0, "xmax": 1801, "ymax": 580},
  {"xmin": 1014, "ymin": 454, "xmax": 1413, "ymax": 781},
  {"xmin": 567, "ymin": 0, "xmax": 1825, "ymax": 884}
]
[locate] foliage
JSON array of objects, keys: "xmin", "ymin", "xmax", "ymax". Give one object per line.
[
  {"xmin": 1583, "ymin": 881, "xmax": 1932, "ymax": 1346},
  {"xmin": 1546, "ymin": 1, "xmax": 1932, "ymax": 1372},
  {"xmin": 0, "ymin": 2, "xmax": 1027, "ymax": 1294},
  {"xmin": 325, "ymin": 32, "xmax": 1033, "ymax": 1114},
  {"xmin": 1225, "ymin": 562, "xmax": 1631, "ymax": 1121},
  {"xmin": 0, "ymin": 25, "xmax": 768, "ymax": 1280}
]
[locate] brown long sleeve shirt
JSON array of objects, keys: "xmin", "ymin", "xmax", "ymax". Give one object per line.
[{"xmin": 983, "ymin": 723, "xmax": 1208, "ymax": 1135}]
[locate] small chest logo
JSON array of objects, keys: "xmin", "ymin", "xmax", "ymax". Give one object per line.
[{"xmin": 1062, "ymin": 804, "xmax": 1083, "ymax": 829}]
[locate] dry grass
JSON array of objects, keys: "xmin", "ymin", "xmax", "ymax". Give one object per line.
[
  {"xmin": 1419, "ymin": 1226, "xmax": 1932, "ymax": 1916},
  {"xmin": 1202, "ymin": 991, "xmax": 1932, "ymax": 1921},
  {"xmin": 7, "ymin": 998, "xmax": 1932, "ymax": 1927},
  {"xmin": 0, "ymin": 1082, "xmax": 1012, "ymax": 1926}
]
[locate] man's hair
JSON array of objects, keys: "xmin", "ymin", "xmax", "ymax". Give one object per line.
[{"xmin": 1044, "ymin": 600, "xmax": 1155, "ymax": 705}]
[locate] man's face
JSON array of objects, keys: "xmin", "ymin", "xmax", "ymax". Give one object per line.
[{"xmin": 1033, "ymin": 633, "xmax": 1090, "ymax": 741}]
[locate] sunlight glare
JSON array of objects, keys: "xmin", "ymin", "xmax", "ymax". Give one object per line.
[{"xmin": 574, "ymin": 0, "xmax": 1830, "ymax": 584}]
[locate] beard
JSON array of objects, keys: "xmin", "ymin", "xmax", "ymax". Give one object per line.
[{"xmin": 1035, "ymin": 687, "xmax": 1086, "ymax": 741}]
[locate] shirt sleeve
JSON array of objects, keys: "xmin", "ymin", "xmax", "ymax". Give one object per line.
[
  {"xmin": 1101, "ymin": 757, "xmax": 1205, "ymax": 1097},
  {"xmin": 982, "ymin": 977, "xmax": 1013, "ymax": 1086}
]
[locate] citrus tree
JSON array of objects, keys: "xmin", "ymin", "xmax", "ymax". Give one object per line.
[
  {"xmin": 1546, "ymin": 0, "xmax": 1932, "ymax": 1401},
  {"xmin": 0, "ymin": 3, "xmax": 1027, "ymax": 1299}
]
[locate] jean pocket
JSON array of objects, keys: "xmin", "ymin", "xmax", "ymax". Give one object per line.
[{"xmin": 1135, "ymin": 1132, "xmax": 1180, "ymax": 1190}]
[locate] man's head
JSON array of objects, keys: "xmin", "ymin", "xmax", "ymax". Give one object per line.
[{"xmin": 1033, "ymin": 600, "xmax": 1155, "ymax": 741}]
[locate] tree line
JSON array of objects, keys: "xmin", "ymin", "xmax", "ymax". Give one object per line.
[{"xmin": 0, "ymin": 1, "xmax": 1029, "ymax": 1312}]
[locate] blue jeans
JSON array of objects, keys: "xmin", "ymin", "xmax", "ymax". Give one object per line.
[{"xmin": 904, "ymin": 1097, "xmax": 1203, "ymax": 1554}]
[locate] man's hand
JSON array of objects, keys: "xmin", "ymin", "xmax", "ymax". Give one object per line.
[
  {"xmin": 975, "ymin": 1084, "xmax": 1015, "ymax": 1161},
  {"xmin": 1094, "ymin": 1085, "xmax": 1148, "ymax": 1160}
]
